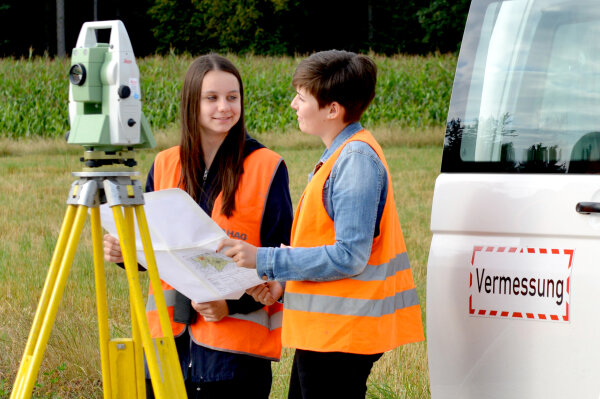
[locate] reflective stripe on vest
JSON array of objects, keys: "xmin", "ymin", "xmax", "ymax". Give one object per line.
[
  {"xmin": 146, "ymin": 290, "xmax": 283, "ymax": 331},
  {"xmin": 284, "ymin": 288, "xmax": 419, "ymax": 316},
  {"xmin": 188, "ymin": 304, "xmax": 283, "ymax": 361},
  {"xmin": 283, "ymin": 129, "xmax": 425, "ymax": 354},
  {"xmin": 146, "ymin": 280, "xmax": 186, "ymax": 338},
  {"xmin": 145, "ymin": 290, "xmax": 282, "ymax": 326},
  {"xmin": 147, "ymin": 145, "xmax": 283, "ymax": 360},
  {"xmin": 145, "ymin": 287, "xmax": 177, "ymax": 311}
]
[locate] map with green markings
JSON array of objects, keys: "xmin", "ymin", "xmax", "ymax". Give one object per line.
[{"xmin": 191, "ymin": 254, "xmax": 230, "ymax": 271}]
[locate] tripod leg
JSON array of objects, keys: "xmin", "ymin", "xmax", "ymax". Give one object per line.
[
  {"xmin": 90, "ymin": 207, "xmax": 112, "ymax": 399},
  {"xmin": 112, "ymin": 205, "xmax": 170, "ymax": 398},
  {"xmin": 134, "ymin": 205, "xmax": 186, "ymax": 397},
  {"xmin": 11, "ymin": 205, "xmax": 76, "ymax": 398},
  {"xmin": 11, "ymin": 205, "xmax": 88, "ymax": 399},
  {"xmin": 123, "ymin": 206, "xmax": 147, "ymax": 398}
]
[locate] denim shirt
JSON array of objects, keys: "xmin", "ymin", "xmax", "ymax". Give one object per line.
[{"xmin": 256, "ymin": 122, "xmax": 388, "ymax": 281}]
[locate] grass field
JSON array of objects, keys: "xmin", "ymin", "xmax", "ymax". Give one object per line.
[{"xmin": 0, "ymin": 126, "xmax": 443, "ymax": 398}]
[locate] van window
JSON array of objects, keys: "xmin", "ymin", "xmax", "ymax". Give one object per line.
[{"xmin": 442, "ymin": 0, "xmax": 600, "ymax": 173}]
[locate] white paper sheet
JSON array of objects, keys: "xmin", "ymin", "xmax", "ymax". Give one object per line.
[{"xmin": 100, "ymin": 188, "xmax": 263, "ymax": 302}]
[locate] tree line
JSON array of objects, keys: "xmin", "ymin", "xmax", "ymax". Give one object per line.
[{"xmin": 0, "ymin": 0, "xmax": 470, "ymax": 58}]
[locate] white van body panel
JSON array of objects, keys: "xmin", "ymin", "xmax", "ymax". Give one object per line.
[
  {"xmin": 427, "ymin": 174, "xmax": 600, "ymax": 397},
  {"xmin": 427, "ymin": 0, "xmax": 600, "ymax": 396},
  {"xmin": 431, "ymin": 174, "xmax": 600, "ymax": 236}
]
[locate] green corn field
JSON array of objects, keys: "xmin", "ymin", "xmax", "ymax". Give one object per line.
[{"xmin": 0, "ymin": 53, "xmax": 456, "ymax": 138}]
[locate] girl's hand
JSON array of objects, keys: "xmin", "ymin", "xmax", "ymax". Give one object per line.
[
  {"xmin": 103, "ymin": 234, "xmax": 124, "ymax": 263},
  {"xmin": 191, "ymin": 300, "xmax": 229, "ymax": 322}
]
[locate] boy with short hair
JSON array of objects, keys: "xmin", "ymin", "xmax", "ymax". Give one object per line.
[{"xmin": 221, "ymin": 50, "xmax": 424, "ymax": 398}]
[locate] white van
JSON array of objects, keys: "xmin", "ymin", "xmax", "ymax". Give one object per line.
[{"xmin": 426, "ymin": 0, "xmax": 600, "ymax": 398}]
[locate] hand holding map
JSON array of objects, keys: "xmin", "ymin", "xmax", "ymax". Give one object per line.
[{"xmin": 100, "ymin": 188, "xmax": 264, "ymax": 302}]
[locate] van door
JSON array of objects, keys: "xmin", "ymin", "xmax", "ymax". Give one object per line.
[{"xmin": 427, "ymin": 1, "xmax": 600, "ymax": 398}]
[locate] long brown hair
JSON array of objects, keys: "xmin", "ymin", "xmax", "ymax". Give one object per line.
[{"xmin": 179, "ymin": 54, "xmax": 246, "ymax": 217}]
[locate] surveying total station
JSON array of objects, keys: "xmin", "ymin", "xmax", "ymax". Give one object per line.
[{"xmin": 10, "ymin": 21, "xmax": 187, "ymax": 399}]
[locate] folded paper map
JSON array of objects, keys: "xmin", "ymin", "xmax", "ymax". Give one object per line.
[{"xmin": 100, "ymin": 188, "xmax": 264, "ymax": 302}]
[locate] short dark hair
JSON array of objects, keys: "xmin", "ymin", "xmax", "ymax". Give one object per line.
[{"xmin": 292, "ymin": 50, "xmax": 377, "ymax": 123}]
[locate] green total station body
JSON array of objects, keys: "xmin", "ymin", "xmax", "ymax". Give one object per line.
[{"xmin": 67, "ymin": 20, "xmax": 155, "ymax": 153}]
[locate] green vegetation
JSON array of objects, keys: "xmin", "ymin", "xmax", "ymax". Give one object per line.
[
  {"xmin": 0, "ymin": 53, "xmax": 449, "ymax": 398},
  {"xmin": 0, "ymin": 126, "xmax": 443, "ymax": 398},
  {"xmin": 0, "ymin": 54, "xmax": 456, "ymax": 139}
]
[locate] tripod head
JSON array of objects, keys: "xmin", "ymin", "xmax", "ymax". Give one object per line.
[{"xmin": 67, "ymin": 20, "xmax": 155, "ymax": 170}]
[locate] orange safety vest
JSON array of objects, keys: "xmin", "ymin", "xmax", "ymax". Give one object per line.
[
  {"xmin": 283, "ymin": 130, "xmax": 425, "ymax": 354},
  {"xmin": 145, "ymin": 145, "xmax": 284, "ymax": 360}
]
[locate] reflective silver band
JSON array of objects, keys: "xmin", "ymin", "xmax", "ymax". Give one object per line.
[
  {"xmin": 229, "ymin": 308, "xmax": 283, "ymax": 331},
  {"xmin": 146, "ymin": 292, "xmax": 282, "ymax": 331},
  {"xmin": 270, "ymin": 309, "xmax": 283, "ymax": 330},
  {"xmin": 351, "ymin": 252, "xmax": 411, "ymax": 282},
  {"xmin": 284, "ymin": 288, "xmax": 419, "ymax": 317},
  {"xmin": 145, "ymin": 289, "xmax": 177, "ymax": 312}
]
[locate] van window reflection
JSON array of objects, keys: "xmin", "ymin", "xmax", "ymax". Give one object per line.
[{"xmin": 443, "ymin": 0, "xmax": 600, "ymax": 173}]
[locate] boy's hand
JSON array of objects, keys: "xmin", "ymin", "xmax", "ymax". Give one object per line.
[
  {"xmin": 246, "ymin": 281, "xmax": 283, "ymax": 306},
  {"xmin": 218, "ymin": 238, "xmax": 258, "ymax": 269}
]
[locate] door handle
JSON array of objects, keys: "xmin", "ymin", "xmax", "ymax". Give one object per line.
[{"xmin": 576, "ymin": 202, "xmax": 600, "ymax": 214}]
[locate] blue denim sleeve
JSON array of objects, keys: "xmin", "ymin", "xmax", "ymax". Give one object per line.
[{"xmin": 256, "ymin": 142, "xmax": 387, "ymax": 281}]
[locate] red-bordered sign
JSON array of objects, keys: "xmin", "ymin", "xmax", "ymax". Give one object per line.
[{"xmin": 469, "ymin": 246, "xmax": 574, "ymax": 322}]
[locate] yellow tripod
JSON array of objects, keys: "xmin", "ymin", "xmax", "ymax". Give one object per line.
[{"xmin": 10, "ymin": 170, "xmax": 187, "ymax": 399}]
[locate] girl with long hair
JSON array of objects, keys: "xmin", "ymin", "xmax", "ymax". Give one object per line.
[{"xmin": 104, "ymin": 54, "xmax": 293, "ymax": 399}]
